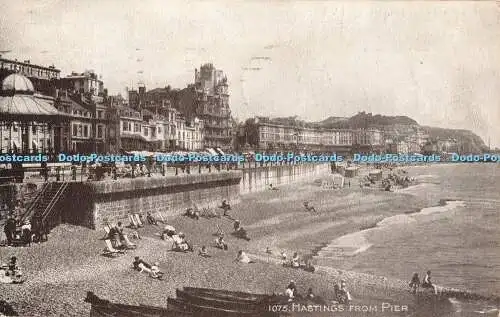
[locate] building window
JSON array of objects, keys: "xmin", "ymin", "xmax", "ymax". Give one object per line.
[
  {"xmin": 72, "ymin": 124, "xmax": 77, "ymax": 137},
  {"xmin": 83, "ymin": 126, "xmax": 89, "ymax": 138},
  {"xmin": 97, "ymin": 125, "xmax": 103, "ymax": 139}
]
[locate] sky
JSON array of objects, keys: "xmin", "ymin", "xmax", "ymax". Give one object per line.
[{"xmin": 1, "ymin": 0, "xmax": 500, "ymax": 147}]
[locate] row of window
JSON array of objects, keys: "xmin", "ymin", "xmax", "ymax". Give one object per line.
[
  {"xmin": 0, "ymin": 62, "xmax": 59, "ymax": 79},
  {"xmin": 71, "ymin": 123, "xmax": 105, "ymax": 139}
]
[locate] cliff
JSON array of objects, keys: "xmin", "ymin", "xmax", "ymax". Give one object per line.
[{"xmin": 315, "ymin": 112, "xmax": 487, "ymax": 152}]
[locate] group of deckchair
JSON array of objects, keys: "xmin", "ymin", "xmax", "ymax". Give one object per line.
[
  {"xmin": 129, "ymin": 212, "xmax": 166, "ymax": 228},
  {"xmin": 101, "ymin": 224, "xmax": 137, "ymax": 257}
]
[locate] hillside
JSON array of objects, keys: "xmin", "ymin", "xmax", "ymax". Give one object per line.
[
  {"xmin": 315, "ymin": 112, "xmax": 487, "ymax": 152},
  {"xmin": 422, "ymin": 126, "xmax": 489, "ymax": 152}
]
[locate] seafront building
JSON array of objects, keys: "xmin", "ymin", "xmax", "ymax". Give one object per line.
[{"xmin": 241, "ymin": 117, "xmax": 384, "ymax": 154}]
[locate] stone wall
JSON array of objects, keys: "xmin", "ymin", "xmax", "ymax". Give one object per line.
[
  {"xmin": 62, "ymin": 164, "xmax": 330, "ymax": 230},
  {"xmin": 64, "ymin": 171, "xmax": 241, "ymax": 229},
  {"xmin": 239, "ymin": 163, "xmax": 329, "ymax": 194}
]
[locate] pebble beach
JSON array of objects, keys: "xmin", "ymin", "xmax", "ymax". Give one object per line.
[{"xmin": 0, "ymin": 173, "xmax": 493, "ymax": 316}]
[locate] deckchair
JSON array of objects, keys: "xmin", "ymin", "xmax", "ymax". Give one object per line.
[
  {"xmin": 155, "ymin": 212, "xmax": 166, "ymax": 223},
  {"xmin": 134, "ymin": 214, "xmax": 144, "ymax": 227},
  {"xmin": 122, "ymin": 234, "xmax": 137, "ymax": 249},
  {"xmin": 102, "ymin": 239, "xmax": 124, "ymax": 257},
  {"xmin": 102, "ymin": 225, "xmax": 111, "ymax": 239},
  {"xmin": 129, "ymin": 214, "xmax": 138, "ymax": 228}
]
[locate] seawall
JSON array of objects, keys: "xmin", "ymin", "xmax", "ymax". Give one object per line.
[
  {"xmin": 61, "ymin": 163, "xmax": 330, "ymax": 229},
  {"xmin": 239, "ymin": 163, "xmax": 329, "ymax": 194},
  {"xmin": 63, "ymin": 171, "xmax": 241, "ymax": 229}
]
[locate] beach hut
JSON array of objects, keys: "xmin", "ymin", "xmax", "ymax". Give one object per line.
[
  {"xmin": 345, "ymin": 166, "xmax": 358, "ymax": 178},
  {"xmin": 369, "ymin": 170, "xmax": 383, "ymax": 181}
]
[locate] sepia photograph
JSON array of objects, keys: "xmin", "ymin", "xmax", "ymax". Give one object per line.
[{"xmin": 0, "ymin": 0, "xmax": 499, "ymax": 316}]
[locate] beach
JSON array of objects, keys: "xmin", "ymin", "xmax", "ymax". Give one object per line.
[{"xmin": 0, "ymin": 164, "xmax": 498, "ymax": 316}]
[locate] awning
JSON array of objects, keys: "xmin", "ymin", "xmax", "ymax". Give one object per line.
[
  {"xmin": 206, "ymin": 148, "xmax": 218, "ymax": 156},
  {"xmin": 215, "ymin": 148, "xmax": 225, "ymax": 155}
]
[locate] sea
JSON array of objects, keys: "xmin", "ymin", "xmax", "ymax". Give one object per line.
[{"xmin": 316, "ymin": 163, "xmax": 500, "ymax": 316}]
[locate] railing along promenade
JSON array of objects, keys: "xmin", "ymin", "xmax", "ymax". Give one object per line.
[{"xmin": 0, "ymin": 158, "xmax": 316, "ymax": 185}]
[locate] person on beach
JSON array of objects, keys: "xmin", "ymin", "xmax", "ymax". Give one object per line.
[
  {"xmin": 409, "ymin": 273, "xmax": 420, "ymax": 294},
  {"xmin": 199, "ymin": 246, "xmax": 210, "ymax": 257},
  {"xmin": 233, "ymin": 220, "xmax": 250, "ymax": 241},
  {"xmin": 306, "ymin": 288, "xmax": 315, "ymax": 300},
  {"xmin": 2, "ymin": 256, "xmax": 23, "ymax": 283},
  {"xmin": 215, "ymin": 234, "xmax": 228, "ymax": 250},
  {"xmin": 234, "ymin": 250, "xmax": 254, "ymax": 263},
  {"xmin": 133, "ymin": 256, "xmax": 151, "ymax": 271},
  {"xmin": 281, "ymin": 252, "xmax": 287, "ymax": 266},
  {"xmin": 285, "ymin": 280, "xmax": 297, "ymax": 301},
  {"xmin": 149, "ymin": 262, "xmax": 164, "ymax": 280},
  {"xmin": 291, "ymin": 252, "xmax": 300, "ymax": 268},
  {"xmin": 146, "ymin": 212, "xmax": 158, "ymax": 225},
  {"xmin": 303, "ymin": 201, "xmax": 316, "ymax": 212},
  {"xmin": 174, "ymin": 232, "xmax": 192, "ymax": 252},
  {"xmin": 220, "ymin": 200, "xmax": 231, "ymax": 216},
  {"xmin": 3, "ymin": 215, "xmax": 16, "ymax": 246},
  {"xmin": 21, "ymin": 220, "xmax": 32, "ymax": 246},
  {"xmin": 335, "ymin": 280, "xmax": 352, "ymax": 304},
  {"xmin": 422, "ymin": 270, "xmax": 438, "ymax": 294}
]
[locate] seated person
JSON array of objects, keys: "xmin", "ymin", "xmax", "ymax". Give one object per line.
[
  {"xmin": 149, "ymin": 262, "xmax": 164, "ymax": 279},
  {"xmin": 335, "ymin": 280, "xmax": 352, "ymax": 304},
  {"xmin": 215, "ymin": 235, "xmax": 228, "ymax": 250},
  {"xmin": 161, "ymin": 226, "xmax": 176, "ymax": 240},
  {"xmin": 291, "ymin": 252, "xmax": 300, "ymax": 268},
  {"xmin": 115, "ymin": 222, "xmax": 125, "ymax": 239},
  {"xmin": 184, "ymin": 208, "xmax": 200, "ymax": 220},
  {"xmin": 281, "ymin": 252, "xmax": 287, "ymax": 266},
  {"xmin": 107, "ymin": 225, "xmax": 120, "ymax": 243},
  {"xmin": 4, "ymin": 257, "xmax": 23, "ymax": 281},
  {"xmin": 234, "ymin": 250, "xmax": 255, "ymax": 263},
  {"xmin": 303, "ymin": 201, "xmax": 317, "ymax": 212},
  {"xmin": 220, "ymin": 200, "xmax": 231, "ymax": 216},
  {"xmin": 21, "ymin": 220, "xmax": 32, "ymax": 246},
  {"xmin": 233, "ymin": 220, "xmax": 250, "ymax": 241},
  {"xmin": 268, "ymin": 183, "xmax": 279, "ymax": 190},
  {"xmin": 233, "ymin": 220, "xmax": 241, "ymax": 232},
  {"xmin": 306, "ymin": 288, "xmax": 315, "ymax": 300},
  {"xmin": 173, "ymin": 233, "xmax": 192, "ymax": 252},
  {"xmin": 285, "ymin": 280, "xmax": 297, "ymax": 301},
  {"xmin": 422, "ymin": 270, "xmax": 438, "ymax": 295},
  {"xmin": 133, "ymin": 256, "xmax": 151, "ymax": 271},
  {"xmin": 146, "ymin": 212, "xmax": 158, "ymax": 225},
  {"xmin": 198, "ymin": 246, "xmax": 210, "ymax": 257},
  {"xmin": 285, "ymin": 286, "xmax": 295, "ymax": 301}
]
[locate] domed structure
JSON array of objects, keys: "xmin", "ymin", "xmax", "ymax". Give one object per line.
[{"xmin": 1, "ymin": 73, "xmax": 35, "ymax": 94}]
